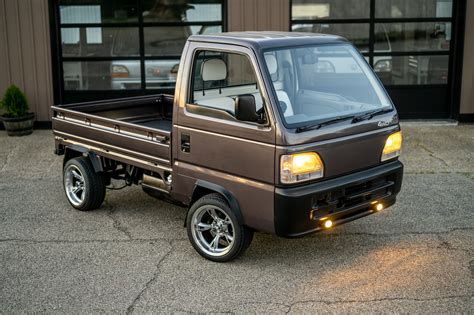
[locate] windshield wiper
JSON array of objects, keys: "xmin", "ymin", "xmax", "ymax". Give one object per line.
[
  {"xmin": 295, "ymin": 115, "xmax": 355, "ymax": 133},
  {"xmin": 351, "ymin": 108, "xmax": 393, "ymax": 124}
]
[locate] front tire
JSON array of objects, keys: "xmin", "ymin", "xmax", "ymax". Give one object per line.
[
  {"xmin": 63, "ymin": 157, "xmax": 106, "ymax": 211},
  {"xmin": 186, "ymin": 193, "xmax": 253, "ymax": 262}
]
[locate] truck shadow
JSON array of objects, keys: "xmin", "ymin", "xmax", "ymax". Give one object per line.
[{"xmin": 98, "ymin": 184, "xmax": 432, "ymax": 269}]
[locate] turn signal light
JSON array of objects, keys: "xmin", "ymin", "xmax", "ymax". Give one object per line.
[{"xmin": 381, "ymin": 131, "xmax": 402, "ymax": 161}]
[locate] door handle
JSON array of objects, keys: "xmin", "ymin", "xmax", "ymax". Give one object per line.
[{"xmin": 181, "ymin": 133, "xmax": 190, "ymax": 153}]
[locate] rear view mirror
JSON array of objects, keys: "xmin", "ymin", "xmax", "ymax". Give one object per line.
[{"xmin": 235, "ymin": 94, "xmax": 258, "ymax": 123}]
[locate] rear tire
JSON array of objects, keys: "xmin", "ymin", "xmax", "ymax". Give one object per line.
[
  {"xmin": 186, "ymin": 193, "xmax": 253, "ymax": 262},
  {"xmin": 63, "ymin": 157, "xmax": 106, "ymax": 211}
]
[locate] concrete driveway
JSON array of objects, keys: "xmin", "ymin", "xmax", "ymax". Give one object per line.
[{"xmin": 0, "ymin": 124, "xmax": 473, "ymax": 313}]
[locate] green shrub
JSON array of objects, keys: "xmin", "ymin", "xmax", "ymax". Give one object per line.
[{"xmin": 1, "ymin": 85, "xmax": 29, "ymax": 118}]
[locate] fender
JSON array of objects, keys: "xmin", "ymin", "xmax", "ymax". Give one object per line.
[
  {"xmin": 64, "ymin": 145, "xmax": 103, "ymax": 173},
  {"xmin": 189, "ymin": 180, "xmax": 244, "ymax": 226}
]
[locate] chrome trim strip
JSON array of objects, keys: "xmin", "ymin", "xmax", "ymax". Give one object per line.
[
  {"xmin": 54, "ymin": 131, "xmax": 172, "ymax": 171},
  {"xmin": 53, "ymin": 117, "xmax": 170, "ymax": 148},
  {"xmin": 174, "ymin": 125, "xmax": 276, "ymax": 148}
]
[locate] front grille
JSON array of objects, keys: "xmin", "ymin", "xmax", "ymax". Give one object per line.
[{"xmin": 311, "ymin": 173, "xmax": 397, "ymax": 219}]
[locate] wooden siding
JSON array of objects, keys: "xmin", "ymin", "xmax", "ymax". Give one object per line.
[
  {"xmin": 0, "ymin": 0, "xmax": 53, "ymax": 122},
  {"xmin": 227, "ymin": 0, "xmax": 290, "ymax": 32}
]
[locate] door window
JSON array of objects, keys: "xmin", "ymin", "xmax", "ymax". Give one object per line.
[{"xmin": 187, "ymin": 50, "xmax": 266, "ymax": 124}]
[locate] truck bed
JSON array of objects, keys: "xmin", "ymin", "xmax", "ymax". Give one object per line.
[{"xmin": 52, "ymin": 95, "xmax": 174, "ymax": 172}]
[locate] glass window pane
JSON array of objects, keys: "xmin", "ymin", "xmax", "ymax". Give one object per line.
[
  {"xmin": 144, "ymin": 25, "xmax": 222, "ymax": 56},
  {"xmin": 145, "ymin": 60, "xmax": 180, "ymax": 89},
  {"xmin": 59, "ymin": 1, "xmax": 138, "ymax": 23},
  {"xmin": 142, "ymin": 0, "xmax": 222, "ymax": 22},
  {"xmin": 188, "ymin": 50, "xmax": 263, "ymax": 122},
  {"xmin": 63, "ymin": 61, "xmax": 141, "ymax": 90},
  {"xmin": 263, "ymin": 45, "xmax": 392, "ymax": 127},
  {"xmin": 375, "ymin": 22, "xmax": 451, "ymax": 52},
  {"xmin": 61, "ymin": 27, "xmax": 139, "ymax": 57},
  {"xmin": 374, "ymin": 55, "xmax": 449, "ymax": 85},
  {"xmin": 375, "ymin": 0, "xmax": 452, "ymax": 18},
  {"xmin": 292, "ymin": 0, "xmax": 370, "ymax": 20},
  {"xmin": 292, "ymin": 23, "xmax": 369, "ymax": 52}
]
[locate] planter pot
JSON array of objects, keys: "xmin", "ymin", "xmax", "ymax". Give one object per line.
[{"xmin": 1, "ymin": 112, "xmax": 35, "ymax": 136}]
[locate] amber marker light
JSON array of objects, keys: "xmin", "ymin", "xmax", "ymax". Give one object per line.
[
  {"xmin": 376, "ymin": 203, "xmax": 384, "ymax": 211},
  {"xmin": 324, "ymin": 220, "xmax": 333, "ymax": 229},
  {"xmin": 381, "ymin": 131, "xmax": 402, "ymax": 161}
]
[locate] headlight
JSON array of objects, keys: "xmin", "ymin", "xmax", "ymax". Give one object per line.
[
  {"xmin": 381, "ymin": 131, "xmax": 402, "ymax": 161},
  {"xmin": 374, "ymin": 59, "xmax": 392, "ymax": 73},
  {"xmin": 281, "ymin": 152, "xmax": 324, "ymax": 184}
]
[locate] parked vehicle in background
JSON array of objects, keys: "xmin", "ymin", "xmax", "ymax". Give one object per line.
[
  {"xmin": 111, "ymin": 25, "xmax": 219, "ymax": 90},
  {"xmin": 52, "ymin": 32, "xmax": 404, "ymax": 262},
  {"xmin": 292, "ymin": 24, "xmax": 393, "ymax": 82}
]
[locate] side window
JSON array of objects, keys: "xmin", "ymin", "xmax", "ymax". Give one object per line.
[{"xmin": 187, "ymin": 50, "xmax": 266, "ymax": 124}]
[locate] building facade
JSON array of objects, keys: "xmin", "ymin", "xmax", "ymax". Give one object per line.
[{"xmin": 0, "ymin": 0, "xmax": 473, "ymax": 125}]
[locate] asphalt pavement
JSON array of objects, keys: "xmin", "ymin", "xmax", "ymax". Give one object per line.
[{"xmin": 0, "ymin": 123, "xmax": 473, "ymax": 313}]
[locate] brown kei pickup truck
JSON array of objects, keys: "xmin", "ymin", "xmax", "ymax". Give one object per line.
[{"xmin": 52, "ymin": 32, "xmax": 403, "ymax": 262}]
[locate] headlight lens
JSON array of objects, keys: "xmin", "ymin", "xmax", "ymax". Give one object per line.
[
  {"xmin": 381, "ymin": 131, "xmax": 402, "ymax": 161},
  {"xmin": 374, "ymin": 59, "xmax": 392, "ymax": 73},
  {"xmin": 281, "ymin": 152, "xmax": 324, "ymax": 184}
]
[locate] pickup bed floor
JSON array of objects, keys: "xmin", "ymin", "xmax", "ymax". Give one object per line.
[{"xmin": 134, "ymin": 119, "xmax": 172, "ymax": 132}]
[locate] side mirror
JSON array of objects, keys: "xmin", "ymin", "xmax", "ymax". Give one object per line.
[{"xmin": 235, "ymin": 94, "xmax": 258, "ymax": 123}]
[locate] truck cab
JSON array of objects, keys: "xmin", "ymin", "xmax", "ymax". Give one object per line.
[{"xmin": 53, "ymin": 32, "xmax": 403, "ymax": 262}]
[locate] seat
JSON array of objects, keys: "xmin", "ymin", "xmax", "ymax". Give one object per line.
[
  {"xmin": 264, "ymin": 54, "xmax": 294, "ymax": 117},
  {"xmin": 195, "ymin": 58, "xmax": 236, "ymax": 113}
]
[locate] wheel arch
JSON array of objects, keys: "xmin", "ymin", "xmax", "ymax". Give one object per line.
[
  {"xmin": 187, "ymin": 180, "xmax": 244, "ymax": 226},
  {"xmin": 63, "ymin": 145, "xmax": 103, "ymax": 173}
]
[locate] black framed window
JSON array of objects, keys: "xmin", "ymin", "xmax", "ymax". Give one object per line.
[
  {"xmin": 291, "ymin": 0, "xmax": 453, "ymax": 85},
  {"xmin": 291, "ymin": 0, "xmax": 460, "ymax": 118},
  {"xmin": 52, "ymin": 0, "xmax": 225, "ymax": 102}
]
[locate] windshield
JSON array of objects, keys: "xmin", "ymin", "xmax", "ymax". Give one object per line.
[{"xmin": 263, "ymin": 44, "xmax": 392, "ymax": 127}]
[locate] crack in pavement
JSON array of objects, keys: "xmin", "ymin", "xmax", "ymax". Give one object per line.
[
  {"xmin": 126, "ymin": 240, "xmax": 176, "ymax": 315},
  {"xmin": 170, "ymin": 295, "xmax": 473, "ymax": 314},
  {"xmin": 416, "ymin": 143, "xmax": 449, "ymax": 166},
  {"xmin": 283, "ymin": 295, "xmax": 473, "ymax": 313},
  {"xmin": 435, "ymin": 234, "xmax": 473, "ymax": 255},
  {"xmin": 0, "ymin": 238, "xmax": 187, "ymax": 244},
  {"xmin": 0, "ymin": 145, "xmax": 17, "ymax": 172},
  {"xmin": 326, "ymin": 227, "xmax": 474, "ymax": 238},
  {"xmin": 1, "ymin": 228, "xmax": 471, "ymax": 246},
  {"xmin": 104, "ymin": 200, "xmax": 133, "ymax": 239}
]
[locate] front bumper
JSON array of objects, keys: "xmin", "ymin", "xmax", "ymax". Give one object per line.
[{"xmin": 274, "ymin": 160, "xmax": 403, "ymax": 237}]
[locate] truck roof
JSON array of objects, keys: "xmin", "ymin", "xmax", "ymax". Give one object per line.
[{"xmin": 188, "ymin": 31, "xmax": 348, "ymax": 51}]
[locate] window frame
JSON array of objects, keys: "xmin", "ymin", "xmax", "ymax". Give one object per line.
[{"xmin": 185, "ymin": 48, "xmax": 271, "ymax": 127}]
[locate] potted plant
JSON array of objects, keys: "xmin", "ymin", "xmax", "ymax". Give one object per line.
[{"xmin": 0, "ymin": 85, "xmax": 34, "ymax": 136}]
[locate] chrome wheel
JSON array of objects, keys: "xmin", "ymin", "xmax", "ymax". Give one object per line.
[
  {"xmin": 190, "ymin": 205, "xmax": 235, "ymax": 257},
  {"xmin": 64, "ymin": 164, "xmax": 86, "ymax": 207}
]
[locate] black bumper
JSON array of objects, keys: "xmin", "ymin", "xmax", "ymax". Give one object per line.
[{"xmin": 274, "ymin": 160, "xmax": 403, "ymax": 237}]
